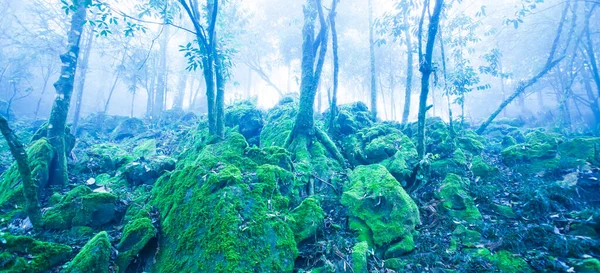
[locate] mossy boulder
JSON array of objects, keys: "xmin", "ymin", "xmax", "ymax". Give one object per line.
[
  {"xmin": 456, "ymin": 130, "xmax": 485, "ymax": 155},
  {"xmin": 0, "ymin": 138, "xmax": 53, "ymax": 215},
  {"xmin": 63, "ymin": 231, "xmax": 111, "ymax": 273},
  {"xmin": 491, "ymin": 203, "xmax": 517, "ymax": 219},
  {"xmin": 0, "ymin": 233, "xmax": 72, "ymax": 273},
  {"xmin": 151, "ymin": 134, "xmax": 298, "ymax": 273},
  {"xmin": 430, "ymin": 149, "xmax": 468, "ymax": 178},
  {"xmin": 558, "ymin": 137, "xmax": 600, "ymax": 167},
  {"xmin": 290, "ymin": 197, "xmax": 325, "ymax": 244},
  {"xmin": 332, "ymin": 102, "xmax": 373, "ymax": 136},
  {"xmin": 437, "ymin": 174, "xmax": 482, "ymax": 224},
  {"xmin": 225, "ymin": 100, "xmax": 264, "ymax": 146},
  {"xmin": 111, "ymin": 118, "xmax": 146, "ymax": 141},
  {"xmin": 471, "ymin": 156, "xmax": 498, "ymax": 178},
  {"xmin": 31, "ymin": 122, "xmax": 75, "ymax": 154},
  {"xmin": 123, "ymin": 156, "xmax": 176, "ymax": 186},
  {"xmin": 468, "ymin": 249, "xmax": 533, "ymax": 273},
  {"xmin": 82, "ymin": 143, "xmax": 133, "ymax": 174},
  {"xmin": 42, "ymin": 186, "xmax": 117, "ymax": 230},
  {"xmin": 574, "ymin": 258, "xmax": 600, "ymax": 273},
  {"xmin": 352, "ymin": 241, "xmax": 369, "ymax": 273},
  {"xmin": 501, "ymin": 130, "xmax": 565, "ymax": 174},
  {"xmin": 260, "ymin": 97, "xmax": 297, "ymax": 148},
  {"xmin": 116, "ymin": 217, "xmax": 157, "ymax": 272},
  {"xmin": 132, "ymin": 139, "xmax": 157, "ymax": 159},
  {"xmin": 448, "ymin": 224, "xmax": 481, "ymax": 253},
  {"xmin": 342, "ymin": 165, "xmax": 420, "ymax": 257}
]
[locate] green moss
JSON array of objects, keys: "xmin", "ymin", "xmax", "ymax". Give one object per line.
[
  {"xmin": 64, "ymin": 231, "xmax": 111, "ymax": 273},
  {"xmin": 383, "ymin": 258, "xmax": 407, "ymax": 271},
  {"xmin": 0, "ymin": 138, "xmax": 53, "ymax": 211},
  {"xmin": 456, "ymin": 130, "xmax": 485, "ymax": 155},
  {"xmin": 42, "ymin": 186, "xmax": 117, "ymax": 230},
  {"xmin": 448, "ymin": 225, "xmax": 481, "ymax": 253},
  {"xmin": 0, "ymin": 233, "xmax": 71, "ymax": 273},
  {"xmin": 492, "ymin": 203, "xmax": 517, "ymax": 219},
  {"xmin": 352, "ymin": 241, "xmax": 369, "ymax": 273},
  {"xmin": 385, "ymin": 235, "xmax": 415, "ymax": 258},
  {"xmin": 260, "ymin": 98, "xmax": 297, "ymax": 148},
  {"xmin": 430, "ymin": 149, "xmax": 468, "ymax": 178},
  {"xmin": 574, "ymin": 258, "xmax": 600, "ymax": 273},
  {"xmin": 245, "ymin": 146, "xmax": 293, "ymax": 170},
  {"xmin": 437, "ymin": 174, "xmax": 482, "ymax": 224},
  {"xmin": 558, "ymin": 137, "xmax": 600, "ymax": 167},
  {"xmin": 151, "ymin": 144, "xmax": 298, "ymax": 273},
  {"xmin": 489, "ymin": 250, "xmax": 533, "ymax": 273},
  {"xmin": 471, "ymin": 156, "xmax": 497, "ymax": 178},
  {"xmin": 84, "ymin": 143, "xmax": 133, "ymax": 174},
  {"xmin": 341, "ymin": 165, "xmax": 419, "ymax": 256},
  {"xmin": 290, "ymin": 197, "xmax": 325, "ymax": 243},
  {"xmin": 133, "ymin": 139, "xmax": 157, "ymax": 159},
  {"xmin": 116, "ymin": 217, "xmax": 157, "ymax": 272}
]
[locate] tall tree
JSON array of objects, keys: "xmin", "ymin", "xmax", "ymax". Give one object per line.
[
  {"xmin": 416, "ymin": 0, "xmax": 444, "ymax": 159},
  {"xmin": 71, "ymin": 26, "xmax": 95, "ymax": 134},
  {"xmin": 368, "ymin": 0, "xmax": 378, "ymax": 121},
  {"xmin": 0, "ymin": 116, "xmax": 42, "ymax": 228},
  {"xmin": 47, "ymin": 1, "xmax": 87, "ymax": 187},
  {"xmin": 402, "ymin": 6, "xmax": 414, "ymax": 124},
  {"xmin": 286, "ymin": 0, "xmax": 343, "ymax": 164},
  {"xmin": 328, "ymin": 0, "xmax": 339, "ymax": 132},
  {"xmin": 154, "ymin": 25, "xmax": 169, "ymax": 118}
]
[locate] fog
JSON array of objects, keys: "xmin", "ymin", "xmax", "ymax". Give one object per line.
[{"xmin": 0, "ymin": 0, "xmax": 598, "ymax": 129}]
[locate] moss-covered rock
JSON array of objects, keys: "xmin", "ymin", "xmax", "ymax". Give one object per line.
[
  {"xmin": 351, "ymin": 241, "xmax": 369, "ymax": 273},
  {"xmin": 111, "ymin": 118, "xmax": 147, "ymax": 141},
  {"xmin": 469, "ymin": 249, "xmax": 533, "ymax": 273},
  {"xmin": 225, "ymin": 100, "xmax": 264, "ymax": 146},
  {"xmin": 132, "ymin": 139, "xmax": 157, "ymax": 159},
  {"xmin": 558, "ymin": 137, "xmax": 600, "ymax": 167},
  {"xmin": 116, "ymin": 217, "xmax": 157, "ymax": 272},
  {"xmin": 491, "ymin": 203, "xmax": 517, "ymax": 219},
  {"xmin": 0, "ymin": 233, "xmax": 71, "ymax": 273},
  {"xmin": 471, "ymin": 156, "xmax": 498, "ymax": 178},
  {"xmin": 342, "ymin": 165, "xmax": 420, "ymax": 257},
  {"xmin": 448, "ymin": 224, "xmax": 481, "ymax": 253},
  {"xmin": 456, "ymin": 130, "xmax": 485, "ymax": 155},
  {"xmin": 82, "ymin": 143, "xmax": 133, "ymax": 174},
  {"xmin": 430, "ymin": 149, "xmax": 468, "ymax": 178},
  {"xmin": 290, "ymin": 197, "xmax": 325, "ymax": 244},
  {"xmin": 574, "ymin": 258, "xmax": 600, "ymax": 273},
  {"xmin": 331, "ymin": 102, "xmax": 373, "ymax": 136},
  {"xmin": 151, "ymin": 134, "xmax": 298, "ymax": 273},
  {"xmin": 0, "ymin": 138, "xmax": 53, "ymax": 216},
  {"xmin": 437, "ymin": 174, "xmax": 482, "ymax": 224},
  {"xmin": 42, "ymin": 186, "xmax": 117, "ymax": 230},
  {"xmin": 63, "ymin": 231, "xmax": 111, "ymax": 273},
  {"xmin": 260, "ymin": 97, "xmax": 298, "ymax": 148},
  {"xmin": 123, "ymin": 156, "xmax": 176, "ymax": 186}
]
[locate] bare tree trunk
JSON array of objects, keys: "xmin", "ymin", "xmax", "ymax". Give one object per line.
[
  {"xmin": 368, "ymin": 0, "xmax": 377, "ymax": 121},
  {"xmin": 34, "ymin": 66, "xmax": 53, "ymax": 120},
  {"xmin": 71, "ymin": 28, "xmax": 95, "ymax": 135},
  {"xmin": 47, "ymin": 4, "xmax": 87, "ymax": 187},
  {"xmin": 402, "ymin": 10, "xmax": 414, "ymax": 124},
  {"xmin": 154, "ymin": 25, "xmax": 169, "ymax": 118},
  {"xmin": 173, "ymin": 73, "xmax": 188, "ymax": 109},
  {"xmin": 329, "ymin": 3, "xmax": 339, "ymax": 132},
  {"xmin": 583, "ymin": 64, "xmax": 600, "ymax": 127},
  {"xmin": 0, "ymin": 116, "xmax": 42, "ymax": 228},
  {"xmin": 416, "ymin": 0, "xmax": 443, "ymax": 159},
  {"xmin": 146, "ymin": 64, "xmax": 156, "ymax": 117},
  {"xmin": 103, "ymin": 51, "xmax": 127, "ymax": 115},
  {"xmin": 584, "ymin": 4, "xmax": 600, "ymax": 97}
]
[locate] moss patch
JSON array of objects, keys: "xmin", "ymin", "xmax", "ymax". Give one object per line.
[{"xmin": 63, "ymin": 231, "xmax": 111, "ymax": 273}]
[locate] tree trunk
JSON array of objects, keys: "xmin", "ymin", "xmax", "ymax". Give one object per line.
[
  {"xmin": 173, "ymin": 73, "xmax": 188, "ymax": 109},
  {"xmin": 71, "ymin": 28, "xmax": 95, "ymax": 135},
  {"xmin": 328, "ymin": 4, "xmax": 339, "ymax": 132},
  {"xmin": 402, "ymin": 14, "xmax": 414, "ymax": 124},
  {"xmin": 583, "ymin": 64, "xmax": 600, "ymax": 127},
  {"xmin": 368, "ymin": 0, "xmax": 377, "ymax": 121},
  {"xmin": 215, "ymin": 45, "xmax": 226, "ymax": 138},
  {"xmin": 47, "ymin": 4, "xmax": 87, "ymax": 187},
  {"xmin": 154, "ymin": 25, "xmax": 169, "ymax": 118},
  {"xmin": 416, "ymin": 0, "xmax": 443, "ymax": 159},
  {"xmin": 34, "ymin": 67, "xmax": 53, "ymax": 120},
  {"xmin": 0, "ymin": 116, "xmax": 42, "ymax": 228},
  {"xmin": 146, "ymin": 65, "xmax": 156, "ymax": 117}
]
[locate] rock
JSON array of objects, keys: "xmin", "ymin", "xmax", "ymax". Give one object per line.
[
  {"xmin": 437, "ymin": 173, "xmax": 482, "ymax": 224},
  {"xmin": 225, "ymin": 101, "xmax": 264, "ymax": 146},
  {"xmin": 290, "ymin": 197, "xmax": 325, "ymax": 244},
  {"xmin": 341, "ymin": 165, "xmax": 420, "ymax": 257},
  {"xmin": 471, "ymin": 156, "xmax": 498, "ymax": 178},
  {"xmin": 111, "ymin": 118, "xmax": 147, "ymax": 141},
  {"xmin": 123, "ymin": 156, "xmax": 176, "ymax": 186},
  {"xmin": 82, "ymin": 143, "xmax": 133, "ymax": 174},
  {"xmin": 574, "ymin": 258, "xmax": 600, "ymax": 273},
  {"xmin": 64, "ymin": 231, "xmax": 111, "ymax": 273},
  {"xmin": 448, "ymin": 224, "xmax": 481, "ymax": 253},
  {"xmin": 491, "ymin": 203, "xmax": 517, "ymax": 219},
  {"xmin": 351, "ymin": 241, "xmax": 369, "ymax": 273},
  {"xmin": 116, "ymin": 217, "xmax": 157, "ymax": 272},
  {"xmin": 150, "ymin": 133, "xmax": 298, "ymax": 272},
  {"xmin": 430, "ymin": 149, "xmax": 468, "ymax": 178},
  {"xmin": 0, "ymin": 139, "xmax": 53, "ymax": 218},
  {"xmin": 456, "ymin": 130, "xmax": 485, "ymax": 155},
  {"xmin": 468, "ymin": 249, "xmax": 533, "ymax": 273},
  {"xmin": 332, "ymin": 102, "xmax": 372, "ymax": 135},
  {"xmin": 43, "ymin": 186, "xmax": 117, "ymax": 230},
  {"xmin": 132, "ymin": 139, "xmax": 157, "ymax": 159},
  {"xmin": 0, "ymin": 233, "xmax": 72, "ymax": 273},
  {"xmin": 260, "ymin": 98, "xmax": 297, "ymax": 148}
]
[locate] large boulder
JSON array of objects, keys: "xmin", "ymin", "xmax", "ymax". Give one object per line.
[
  {"xmin": 341, "ymin": 164, "xmax": 420, "ymax": 258},
  {"xmin": 150, "ymin": 133, "xmax": 298, "ymax": 272},
  {"xmin": 260, "ymin": 97, "xmax": 298, "ymax": 148},
  {"xmin": 437, "ymin": 174, "xmax": 482, "ymax": 224},
  {"xmin": 116, "ymin": 217, "xmax": 157, "ymax": 272},
  {"xmin": 42, "ymin": 186, "xmax": 117, "ymax": 230},
  {"xmin": 63, "ymin": 231, "xmax": 112, "ymax": 273},
  {"xmin": 289, "ymin": 197, "xmax": 325, "ymax": 244},
  {"xmin": 225, "ymin": 101, "xmax": 264, "ymax": 146},
  {"xmin": 0, "ymin": 233, "xmax": 72, "ymax": 273},
  {"xmin": 111, "ymin": 118, "xmax": 147, "ymax": 141},
  {"xmin": 123, "ymin": 156, "xmax": 176, "ymax": 186}
]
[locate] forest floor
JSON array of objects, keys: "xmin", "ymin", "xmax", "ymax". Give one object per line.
[{"xmin": 0, "ymin": 96, "xmax": 599, "ymax": 273}]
